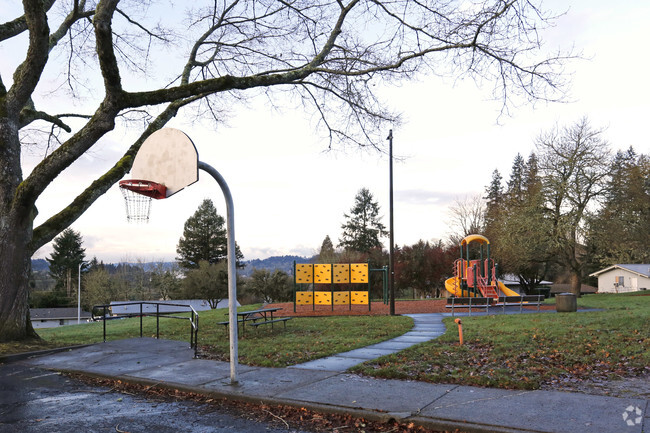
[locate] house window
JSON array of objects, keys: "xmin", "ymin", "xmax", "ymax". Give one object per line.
[{"xmin": 615, "ymin": 276, "xmax": 624, "ymax": 286}]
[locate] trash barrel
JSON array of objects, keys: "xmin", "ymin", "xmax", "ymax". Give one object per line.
[{"xmin": 556, "ymin": 293, "xmax": 577, "ymax": 312}]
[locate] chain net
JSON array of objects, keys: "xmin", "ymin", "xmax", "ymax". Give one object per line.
[{"xmin": 120, "ymin": 186, "xmax": 153, "ymax": 223}]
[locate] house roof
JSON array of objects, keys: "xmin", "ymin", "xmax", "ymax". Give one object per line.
[
  {"xmin": 31, "ymin": 308, "xmax": 92, "ymax": 320},
  {"xmin": 589, "ymin": 264, "xmax": 650, "ymax": 278}
]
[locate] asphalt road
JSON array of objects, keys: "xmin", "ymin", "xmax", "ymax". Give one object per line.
[{"xmin": 0, "ymin": 362, "xmax": 313, "ymax": 433}]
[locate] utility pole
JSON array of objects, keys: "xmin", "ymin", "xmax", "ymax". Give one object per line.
[{"xmin": 388, "ymin": 130, "xmax": 395, "ymax": 315}]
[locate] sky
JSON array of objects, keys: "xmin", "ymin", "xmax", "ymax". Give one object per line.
[{"xmin": 7, "ymin": 1, "xmax": 649, "ymax": 263}]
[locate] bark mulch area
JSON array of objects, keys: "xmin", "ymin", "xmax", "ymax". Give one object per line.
[{"xmin": 266, "ymin": 299, "xmax": 556, "ymax": 317}]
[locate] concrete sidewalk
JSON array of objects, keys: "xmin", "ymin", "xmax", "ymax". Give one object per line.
[{"xmin": 19, "ymin": 316, "xmax": 649, "ymax": 433}]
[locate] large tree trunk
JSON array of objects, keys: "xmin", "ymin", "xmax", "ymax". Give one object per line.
[
  {"xmin": 0, "ymin": 211, "xmax": 39, "ymax": 341},
  {"xmin": 569, "ymin": 271, "xmax": 582, "ymax": 298},
  {"xmin": 0, "ymin": 117, "xmax": 39, "ymax": 341}
]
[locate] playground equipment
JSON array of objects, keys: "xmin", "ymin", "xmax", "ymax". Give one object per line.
[
  {"xmin": 293, "ymin": 262, "xmax": 388, "ymax": 311},
  {"xmin": 444, "ymin": 234, "xmax": 520, "ymax": 300}
]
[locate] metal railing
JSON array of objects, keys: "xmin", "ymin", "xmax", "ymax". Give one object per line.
[{"xmin": 92, "ymin": 301, "xmax": 199, "ymax": 358}]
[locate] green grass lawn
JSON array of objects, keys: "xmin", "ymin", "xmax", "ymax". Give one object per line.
[
  {"xmin": 351, "ymin": 292, "xmax": 649, "ymax": 390},
  {"xmin": 3, "ymin": 293, "xmax": 648, "ymax": 392},
  {"xmin": 30, "ymin": 304, "xmax": 413, "ymax": 367}
]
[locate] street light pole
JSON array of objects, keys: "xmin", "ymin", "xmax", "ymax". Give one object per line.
[
  {"xmin": 388, "ymin": 130, "xmax": 396, "ymax": 316},
  {"xmin": 77, "ymin": 263, "xmax": 81, "ymax": 324}
]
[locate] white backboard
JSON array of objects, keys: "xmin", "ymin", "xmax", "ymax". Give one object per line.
[{"xmin": 130, "ymin": 128, "xmax": 199, "ymax": 197}]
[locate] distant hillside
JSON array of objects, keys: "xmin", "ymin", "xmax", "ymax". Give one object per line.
[
  {"xmin": 30, "ymin": 256, "xmax": 314, "ymax": 277},
  {"xmin": 31, "ymin": 259, "xmax": 49, "ymax": 272},
  {"xmin": 240, "ymin": 255, "xmax": 314, "ymax": 277}
]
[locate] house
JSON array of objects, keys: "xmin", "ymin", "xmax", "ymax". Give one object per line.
[
  {"xmin": 30, "ymin": 308, "xmax": 92, "ymax": 329},
  {"xmin": 589, "ymin": 264, "xmax": 650, "ymax": 293}
]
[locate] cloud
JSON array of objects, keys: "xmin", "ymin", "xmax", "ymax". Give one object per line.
[{"xmin": 396, "ymin": 189, "xmax": 480, "ymax": 207}]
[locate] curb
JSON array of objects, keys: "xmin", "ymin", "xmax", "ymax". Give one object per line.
[{"xmin": 55, "ymin": 367, "xmax": 549, "ymax": 433}]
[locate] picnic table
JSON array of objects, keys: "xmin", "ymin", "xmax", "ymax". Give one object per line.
[{"xmin": 218, "ymin": 307, "xmax": 292, "ymax": 332}]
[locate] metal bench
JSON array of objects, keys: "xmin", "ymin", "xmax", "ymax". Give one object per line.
[
  {"xmin": 497, "ymin": 295, "xmax": 544, "ymax": 313},
  {"xmin": 446, "ymin": 297, "xmax": 493, "ymax": 316}
]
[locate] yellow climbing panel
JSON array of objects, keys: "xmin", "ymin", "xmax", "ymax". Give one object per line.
[
  {"xmin": 351, "ymin": 291, "xmax": 369, "ymax": 304},
  {"xmin": 333, "ymin": 291, "xmax": 350, "ymax": 305},
  {"xmin": 295, "ymin": 264, "xmax": 313, "ymax": 284},
  {"xmin": 314, "ymin": 291, "xmax": 332, "ymax": 305},
  {"xmin": 314, "ymin": 264, "xmax": 332, "ymax": 283},
  {"xmin": 333, "ymin": 264, "xmax": 350, "ymax": 283},
  {"xmin": 350, "ymin": 263, "xmax": 368, "ymax": 283},
  {"xmin": 295, "ymin": 291, "xmax": 313, "ymax": 305}
]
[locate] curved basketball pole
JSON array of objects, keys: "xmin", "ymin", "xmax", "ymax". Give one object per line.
[{"xmin": 198, "ymin": 161, "xmax": 239, "ymax": 384}]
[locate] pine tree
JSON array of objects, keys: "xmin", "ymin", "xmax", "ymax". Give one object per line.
[
  {"xmin": 338, "ymin": 188, "xmax": 387, "ymax": 253},
  {"xmin": 587, "ymin": 147, "xmax": 650, "ymax": 266},
  {"xmin": 506, "ymin": 153, "xmax": 526, "ymax": 203},
  {"xmin": 176, "ymin": 199, "xmax": 244, "ymax": 270},
  {"xmin": 318, "ymin": 235, "xmax": 337, "ymax": 263},
  {"xmin": 46, "ymin": 228, "xmax": 86, "ymax": 298},
  {"xmin": 483, "ymin": 169, "xmax": 504, "ymax": 240}
]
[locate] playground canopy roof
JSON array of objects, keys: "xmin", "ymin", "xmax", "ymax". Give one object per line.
[{"xmin": 460, "ymin": 234, "xmax": 490, "ymax": 246}]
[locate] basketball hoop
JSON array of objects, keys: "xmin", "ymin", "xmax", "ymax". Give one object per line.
[{"xmin": 119, "ymin": 180, "xmax": 167, "ymax": 223}]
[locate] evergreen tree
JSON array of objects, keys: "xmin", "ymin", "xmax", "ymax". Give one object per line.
[
  {"xmin": 483, "ymin": 169, "xmax": 504, "ymax": 241},
  {"xmin": 176, "ymin": 199, "xmax": 244, "ymax": 270},
  {"xmin": 318, "ymin": 235, "xmax": 337, "ymax": 263},
  {"xmin": 46, "ymin": 229, "xmax": 86, "ymax": 298},
  {"xmin": 587, "ymin": 147, "xmax": 650, "ymax": 267},
  {"xmin": 338, "ymin": 188, "xmax": 387, "ymax": 253},
  {"xmin": 523, "ymin": 152, "xmax": 541, "ymax": 196},
  {"xmin": 482, "ymin": 152, "xmax": 554, "ymax": 293},
  {"xmin": 506, "ymin": 153, "xmax": 526, "ymax": 203}
]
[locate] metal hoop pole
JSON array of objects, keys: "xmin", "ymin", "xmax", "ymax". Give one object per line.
[{"xmin": 198, "ymin": 161, "xmax": 239, "ymax": 384}]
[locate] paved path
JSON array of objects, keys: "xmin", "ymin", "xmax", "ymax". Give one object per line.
[
  {"xmin": 12, "ymin": 313, "xmax": 650, "ymax": 433},
  {"xmin": 292, "ymin": 313, "xmax": 446, "ymax": 371}
]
